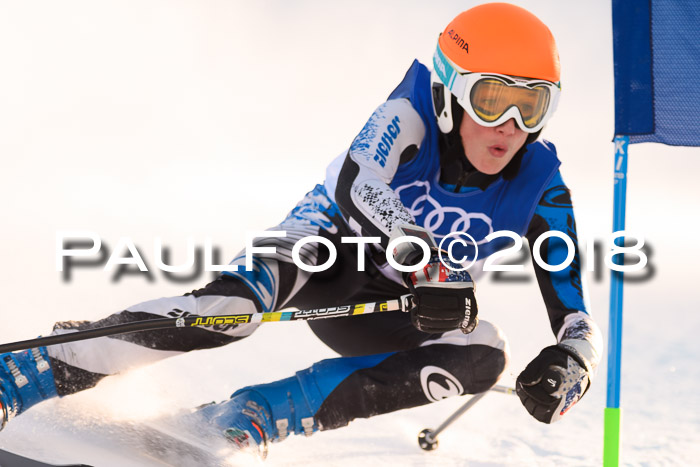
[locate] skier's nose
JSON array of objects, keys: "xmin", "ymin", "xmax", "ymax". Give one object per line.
[{"xmin": 496, "ymin": 119, "xmax": 517, "ymax": 136}]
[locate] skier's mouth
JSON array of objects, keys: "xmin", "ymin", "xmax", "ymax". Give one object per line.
[{"xmin": 488, "ymin": 145, "xmax": 507, "ymax": 158}]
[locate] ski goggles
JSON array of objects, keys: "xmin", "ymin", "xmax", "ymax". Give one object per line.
[{"xmin": 433, "ymin": 45, "xmax": 560, "ymax": 133}]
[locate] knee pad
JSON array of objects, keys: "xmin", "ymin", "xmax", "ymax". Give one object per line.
[{"xmin": 419, "ymin": 320, "xmax": 510, "ymax": 393}]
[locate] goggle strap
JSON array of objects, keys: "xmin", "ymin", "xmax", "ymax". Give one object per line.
[{"xmin": 433, "ymin": 47, "xmax": 467, "ymax": 98}]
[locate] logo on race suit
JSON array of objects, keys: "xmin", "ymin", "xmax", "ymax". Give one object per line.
[
  {"xmin": 373, "ymin": 116, "xmax": 401, "ymax": 168},
  {"xmin": 420, "ymin": 365, "xmax": 464, "ymax": 402},
  {"xmin": 394, "ymin": 180, "xmax": 494, "ymax": 243}
]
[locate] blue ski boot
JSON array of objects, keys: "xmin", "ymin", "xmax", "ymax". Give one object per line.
[
  {"xmin": 197, "ymin": 353, "xmax": 393, "ymax": 458},
  {"xmin": 0, "ymin": 347, "xmax": 58, "ymax": 430},
  {"xmin": 197, "ymin": 373, "xmax": 318, "ymax": 459}
]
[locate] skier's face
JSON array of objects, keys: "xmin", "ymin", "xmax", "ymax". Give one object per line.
[{"xmin": 459, "ymin": 114, "xmax": 528, "ymax": 175}]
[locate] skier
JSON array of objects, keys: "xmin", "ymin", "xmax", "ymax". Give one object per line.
[{"xmin": 1, "ymin": 2, "xmax": 602, "ymax": 458}]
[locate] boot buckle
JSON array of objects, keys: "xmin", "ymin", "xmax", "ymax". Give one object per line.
[
  {"xmin": 275, "ymin": 419, "xmax": 289, "ymax": 440},
  {"xmin": 31, "ymin": 348, "xmax": 50, "ymax": 373},
  {"xmin": 3, "ymin": 358, "xmax": 28, "ymax": 388},
  {"xmin": 301, "ymin": 417, "xmax": 315, "ymax": 437}
]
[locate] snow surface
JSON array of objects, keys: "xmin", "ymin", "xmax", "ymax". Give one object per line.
[{"xmin": 1, "ymin": 1, "xmax": 699, "ymax": 466}]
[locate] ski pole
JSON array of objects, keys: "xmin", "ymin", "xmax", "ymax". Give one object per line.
[
  {"xmin": 0, "ymin": 295, "xmax": 414, "ymax": 353},
  {"xmin": 418, "ymin": 384, "xmax": 516, "ymax": 451}
]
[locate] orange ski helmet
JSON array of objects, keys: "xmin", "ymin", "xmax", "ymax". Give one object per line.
[{"xmin": 432, "ymin": 3, "xmax": 561, "ymax": 134}]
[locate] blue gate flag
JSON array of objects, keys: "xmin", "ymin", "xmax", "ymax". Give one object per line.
[
  {"xmin": 613, "ymin": 0, "xmax": 700, "ymax": 146},
  {"xmin": 607, "ymin": 2, "xmax": 699, "ymax": 465}
]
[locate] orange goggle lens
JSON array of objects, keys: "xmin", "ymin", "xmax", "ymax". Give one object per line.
[{"xmin": 469, "ymin": 78, "xmax": 551, "ymax": 129}]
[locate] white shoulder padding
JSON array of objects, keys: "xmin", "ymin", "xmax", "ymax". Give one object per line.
[{"xmin": 348, "ymin": 98, "xmax": 426, "ymax": 183}]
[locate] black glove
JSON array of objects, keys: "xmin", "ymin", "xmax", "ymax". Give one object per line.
[
  {"xmin": 404, "ymin": 253, "xmax": 478, "ymax": 333},
  {"xmin": 516, "ymin": 344, "xmax": 591, "ymax": 424},
  {"xmin": 389, "ymin": 224, "xmax": 478, "ymax": 334}
]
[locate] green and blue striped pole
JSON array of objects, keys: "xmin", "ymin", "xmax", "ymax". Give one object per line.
[{"xmin": 604, "ymin": 135, "xmax": 629, "ymax": 466}]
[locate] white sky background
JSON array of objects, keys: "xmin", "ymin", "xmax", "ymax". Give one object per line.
[
  {"xmin": 2, "ymin": 0, "xmax": 698, "ymax": 322},
  {"xmin": 0, "ymin": 1, "xmax": 699, "ymax": 464}
]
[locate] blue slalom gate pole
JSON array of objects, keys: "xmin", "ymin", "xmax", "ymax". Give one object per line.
[{"xmin": 604, "ymin": 135, "xmax": 629, "ymax": 466}]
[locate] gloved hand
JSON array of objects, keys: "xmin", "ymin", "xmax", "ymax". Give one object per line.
[
  {"xmin": 405, "ymin": 253, "xmax": 478, "ymax": 333},
  {"xmin": 389, "ymin": 225, "xmax": 478, "ymax": 334},
  {"xmin": 516, "ymin": 344, "xmax": 592, "ymax": 423}
]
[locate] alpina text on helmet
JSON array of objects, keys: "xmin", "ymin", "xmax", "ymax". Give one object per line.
[{"xmin": 446, "ymin": 29, "xmax": 468, "ymax": 52}]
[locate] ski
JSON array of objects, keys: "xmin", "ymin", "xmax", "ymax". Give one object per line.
[
  {"xmin": 1, "ymin": 421, "xmax": 247, "ymax": 467},
  {"xmin": 73, "ymin": 411, "xmax": 253, "ymax": 467},
  {"xmin": 0, "ymin": 448, "xmax": 91, "ymax": 467},
  {"xmin": 112, "ymin": 418, "xmax": 241, "ymax": 466}
]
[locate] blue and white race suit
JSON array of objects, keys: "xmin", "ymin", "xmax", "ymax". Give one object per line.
[{"xmin": 43, "ymin": 60, "xmax": 601, "ymax": 433}]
